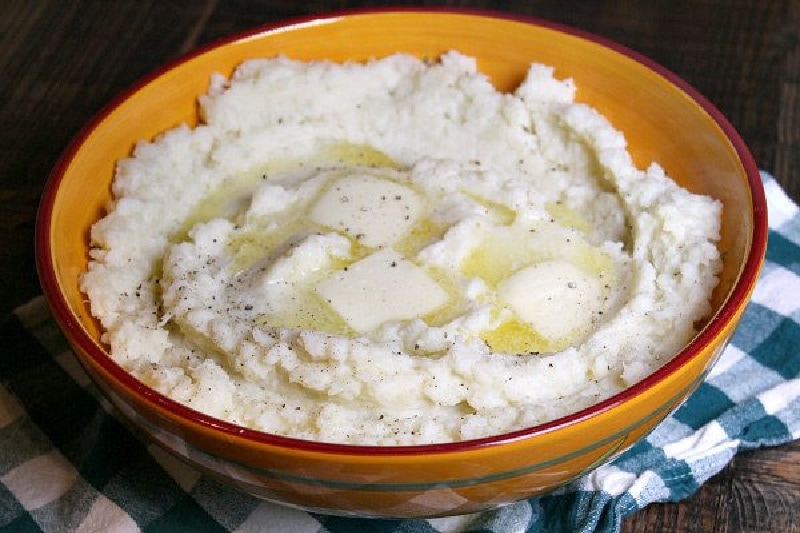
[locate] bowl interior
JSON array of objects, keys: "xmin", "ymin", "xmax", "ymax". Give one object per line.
[{"xmin": 39, "ymin": 10, "xmax": 762, "ymax": 436}]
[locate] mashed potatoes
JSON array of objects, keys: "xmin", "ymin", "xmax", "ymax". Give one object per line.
[{"xmin": 81, "ymin": 52, "xmax": 722, "ymax": 445}]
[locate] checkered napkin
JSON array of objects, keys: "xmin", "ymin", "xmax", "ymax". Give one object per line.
[{"xmin": 1, "ymin": 171, "xmax": 798, "ymax": 533}]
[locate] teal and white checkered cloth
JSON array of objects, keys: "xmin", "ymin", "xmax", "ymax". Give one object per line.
[{"xmin": 1, "ymin": 171, "xmax": 798, "ymax": 532}]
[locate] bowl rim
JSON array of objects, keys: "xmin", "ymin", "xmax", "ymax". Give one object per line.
[{"xmin": 36, "ymin": 6, "xmax": 768, "ymax": 457}]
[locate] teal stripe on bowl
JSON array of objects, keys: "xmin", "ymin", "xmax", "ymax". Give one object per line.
[{"xmin": 134, "ymin": 374, "xmax": 703, "ymax": 493}]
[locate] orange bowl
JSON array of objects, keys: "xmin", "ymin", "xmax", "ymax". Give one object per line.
[{"xmin": 36, "ymin": 9, "xmax": 767, "ymax": 517}]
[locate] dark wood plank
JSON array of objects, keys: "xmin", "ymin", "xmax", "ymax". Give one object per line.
[
  {"xmin": 0, "ymin": 0, "xmax": 213, "ymax": 316},
  {"xmin": 623, "ymin": 441, "xmax": 800, "ymax": 532},
  {"xmin": 774, "ymin": 0, "xmax": 800, "ymax": 202},
  {"xmin": 729, "ymin": 441, "xmax": 800, "ymax": 532}
]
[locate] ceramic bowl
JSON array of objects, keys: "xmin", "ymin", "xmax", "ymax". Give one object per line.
[{"xmin": 36, "ymin": 9, "xmax": 767, "ymax": 518}]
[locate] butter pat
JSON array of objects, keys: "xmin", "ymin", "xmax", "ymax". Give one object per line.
[
  {"xmin": 309, "ymin": 174, "xmax": 423, "ymax": 247},
  {"xmin": 316, "ymin": 248, "xmax": 448, "ymax": 333},
  {"xmin": 498, "ymin": 259, "xmax": 602, "ymax": 341}
]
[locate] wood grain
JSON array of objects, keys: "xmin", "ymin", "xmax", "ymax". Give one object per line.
[{"xmin": 1, "ymin": 1, "xmax": 797, "ymax": 531}]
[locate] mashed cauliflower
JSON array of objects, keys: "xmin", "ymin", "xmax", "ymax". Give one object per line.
[{"xmin": 81, "ymin": 52, "xmax": 722, "ymax": 445}]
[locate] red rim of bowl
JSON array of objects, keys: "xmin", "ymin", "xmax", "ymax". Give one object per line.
[{"xmin": 35, "ymin": 7, "xmax": 768, "ymax": 457}]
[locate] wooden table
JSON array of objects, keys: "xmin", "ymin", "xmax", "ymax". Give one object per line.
[{"xmin": 2, "ymin": 1, "xmax": 798, "ymax": 531}]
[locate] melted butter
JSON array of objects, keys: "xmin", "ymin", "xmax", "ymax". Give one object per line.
[
  {"xmin": 255, "ymin": 284, "xmax": 353, "ymax": 335},
  {"xmin": 216, "ymin": 142, "xmax": 403, "ymax": 334},
  {"xmin": 481, "ymin": 317, "xmax": 553, "ymax": 355},
  {"xmin": 174, "ymin": 142, "xmax": 400, "ymax": 243},
  {"xmin": 172, "ymin": 171, "xmax": 265, "ymax": 243},
  {"xmin": 226, "ymin": 216, "xmax": 309, "ymax": 275},
  {"xmin": 460, "ymin": 225, "xmax": 550, "ymax": 287},
  {"xmin": 320, "ymin": 143, "xmax": 400, "ymax": 169},
  {"xmin": 463, "ymin": 192, "xmax": 516, "ymax": 226},
  {"xmin": 545, "ymin": 201, "xmax": 591, "ymax": 233},
  {"xmin": 171, "ymin": 141, "xmax": 616, "ymax": 349},
  {"xmin": 570, "ymin": 245, "xmax": 615, "ymax": 281},
  {"xmin": 462, "ymin": 223, "xmax": 616, "ymax": 355},
  {"xmin": 461, "ymin": 236, "xmax": 533, "ymax": 287},
  {"xmin": 394, "ymin": 217, "xmax": 447, "ymax": 257},
  {"xmin": 461, "ymin": 223, "xmax": 615, "ymax": 288},
  {"xmin": 421, "ymin": 266, "xmax": 469, "ymax": 327}
]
